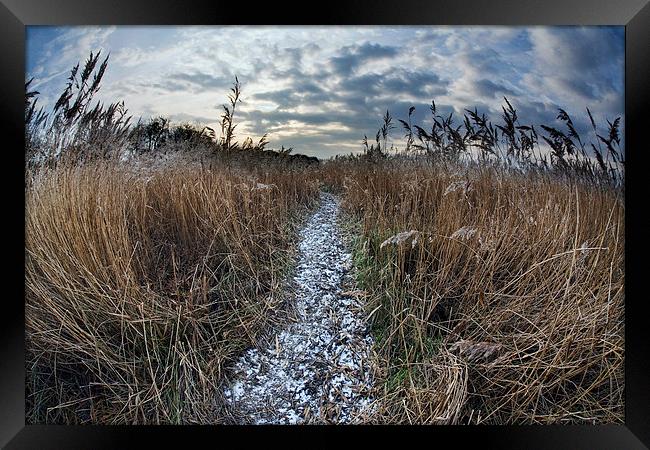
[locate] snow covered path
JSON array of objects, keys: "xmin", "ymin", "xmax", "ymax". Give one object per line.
[{"xmin": 223, "ymin": 192, "xmax": 375, "ymax": 424}]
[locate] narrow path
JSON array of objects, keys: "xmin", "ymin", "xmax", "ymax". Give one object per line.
[{"xmin": 223, "ymin": 192, "xmax": 374, "ymax": 424}]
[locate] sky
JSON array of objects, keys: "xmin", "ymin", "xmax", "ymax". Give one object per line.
[{"xmin": 26, "ymin": 26, "xmax": 624, "ymax": 159}]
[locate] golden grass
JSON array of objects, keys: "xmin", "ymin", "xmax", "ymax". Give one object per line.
[
  {"xmin": 25, "ymin": 155, "xmax": 624, "ymax": 425},
  {"xmin": 25, "ymin": 160, "xmax": 319, "ymax": 423},
  {"xmin": 325, "ymin": 157, "xmax": 624, "ymax": 424}
]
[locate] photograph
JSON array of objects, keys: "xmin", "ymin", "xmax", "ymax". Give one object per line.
[{"xmin": 22, "ymin": 24, "xmax": 629, "ymax": 427}]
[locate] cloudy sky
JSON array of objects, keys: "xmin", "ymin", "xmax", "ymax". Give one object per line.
[{"xmin": 26, "ymin": 26, "xmax": 624, "ymax": 159}]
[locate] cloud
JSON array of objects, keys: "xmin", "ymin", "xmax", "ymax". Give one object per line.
[
  {"xmin": 166, "ymin": 72, "xmax": 231, "ymax": 92},
  {"xmin": 526, "ymin": 27, "xmax": 623, "ymax": 102},
  {"xmin": 381, "ymin": 70, "xmax": 448, "ymax": 97},
  {"xmin": 252, "ymin": 79, "xmax": 332, "ymax": 110},
  {"xmin": 473, "ymin": 79, "xmax": 518, "ymax": 98},
  {"xmin": 330, "ymin": 42, "xmax": 399, "ymax": 76},
  {"xmin": 25, "ymin": 26, "xmax": 624, "ymax": 159}
]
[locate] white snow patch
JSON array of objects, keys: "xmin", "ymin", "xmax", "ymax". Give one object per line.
[{"xmin": 223, "ymin": 192, "xmax": 375, "ymax": 424}]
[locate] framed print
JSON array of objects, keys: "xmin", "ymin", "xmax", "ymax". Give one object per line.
[{"xmin": 2, "ymin": 0, "xmax": 649, "ymax": 447}]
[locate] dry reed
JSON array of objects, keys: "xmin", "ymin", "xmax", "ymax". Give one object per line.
[
  {"xmin": 25, "ymin": 159, "xmax": 320, "ymax": 423},
  {"xmin": 325, "ymin": 157, "xmax": 624, "ymax": 424}
]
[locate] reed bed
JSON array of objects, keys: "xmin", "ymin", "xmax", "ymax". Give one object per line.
[
  {"xmin": 324, "ymin": 157, "xmax": 624, "ymax": 424},
  {"xmin": 25, "ymin": 160, "xmax": 320, "ymax": 423}
]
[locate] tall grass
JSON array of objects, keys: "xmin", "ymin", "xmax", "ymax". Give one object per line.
[
  {"xmin": 362, "ymin": 99, "xmax": 624, "ymax": 187},
  {"xmin": 25, "ymin": 160, "xmax": 320, "ymax": 423},
  {"xmin": 324, "ymin": 158, "xmax": 624, "ymax": 424}
]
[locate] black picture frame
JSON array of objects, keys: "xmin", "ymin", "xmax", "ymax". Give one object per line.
[{"xmin": 3, "ymin": 0, "xmax": 649, "ymax": 447}]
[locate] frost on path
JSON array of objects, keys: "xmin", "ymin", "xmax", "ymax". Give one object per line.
[{"xmin": 223, "ymin": 192, "xmax": 375, "ymax": 424}]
